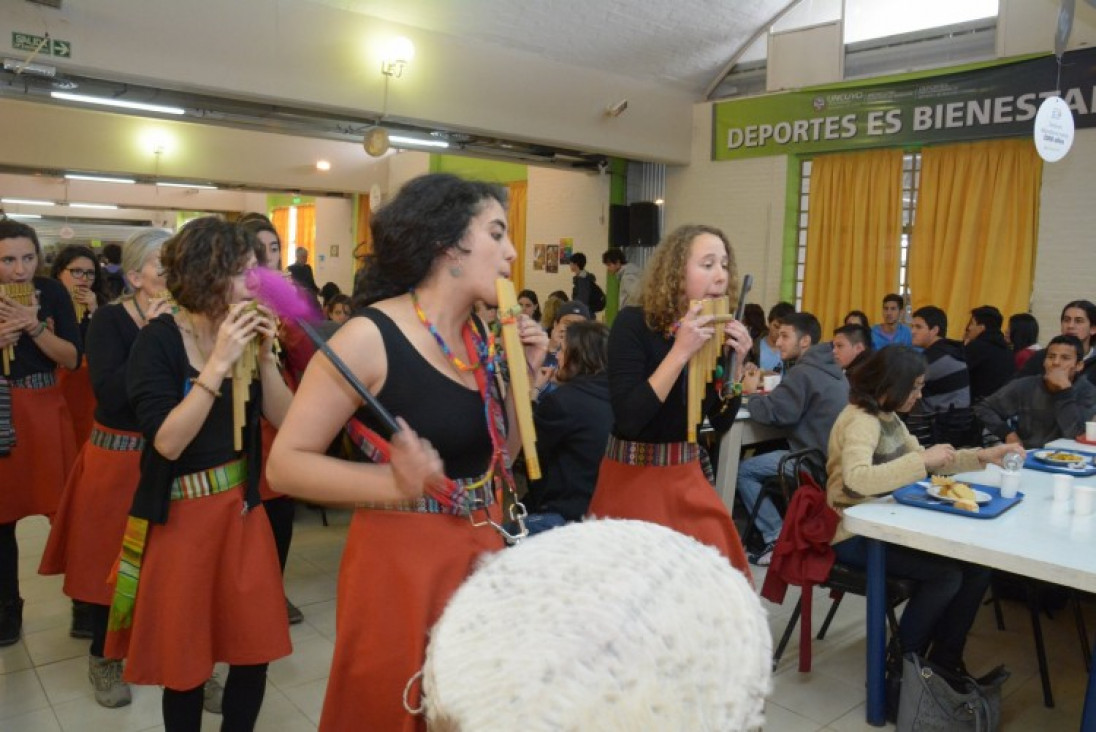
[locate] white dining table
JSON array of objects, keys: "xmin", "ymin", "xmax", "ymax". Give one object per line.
[
  {"xmin": 843, "ymin": 438, "xmax": 1096, "ymax": 729},
  {"xmin": 711, "ymin": 406, "xmax": 788, "ymax": 513}
]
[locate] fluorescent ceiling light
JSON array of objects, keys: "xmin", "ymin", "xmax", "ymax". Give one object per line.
[
  {"xmin": 388, "ymin": 135, "xmax": 449, "ymax": 149},
  {"xmin": 69, "ymin": 202, "xmax": 119, "ymax": 210},
  {"xmin": 64, "ymin": 174, "xmax": 136, "ymax": 184},
  {"xmin": 51, "ymin": 91, "xmax": 186, "ymax": 115},
  {"xmin": 7, "ymin": 213, "xmax": 42, "ymax": 219},
  {"xmin": 156, "ymin": 182, "xmax": 218, "ymax": 190},
  {"xmin": 1, "ymin": 198, "xmax": 55, "ymax": 206}
]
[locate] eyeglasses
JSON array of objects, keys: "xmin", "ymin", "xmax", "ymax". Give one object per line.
[{"xmin": 65, "ymin": 268, "xmax": 96, "ymax": 280}]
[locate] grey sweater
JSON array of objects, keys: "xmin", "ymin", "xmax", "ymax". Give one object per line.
[
  {"xmin": 747, "ymin": 342, "xmax": 849, "ymax": 456},
  {"xmin": 974, "ymin": 375, "xmax": 1096, "ymax": 448}
]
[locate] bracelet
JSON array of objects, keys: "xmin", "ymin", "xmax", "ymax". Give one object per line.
[
  {"xmin": 189, "ymin": 377, "xmax": 221, "ymax": 399},
  {"xmin": 28, "ymin": 321, "xmax": 47, "ymax": 339}
]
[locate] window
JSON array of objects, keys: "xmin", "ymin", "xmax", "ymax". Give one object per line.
[{"xmin": 793, "ymin": 152, "xmax": 920, "ymax": 309}]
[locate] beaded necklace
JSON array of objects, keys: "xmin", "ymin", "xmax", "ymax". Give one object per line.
[
  {"xmin": 131, "ymin": 293, "xmax": 147, "ymax": 325},
  {"xmin": 410, "ymin": 288, "xmax": 487, "ymax": 372}
]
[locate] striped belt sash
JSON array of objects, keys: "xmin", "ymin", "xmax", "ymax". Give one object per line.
[
  {"xmin": 10, "ymin": 371, "xmax": 57, "ymax": 389},
  {"xmin": 170, "ymin": 458, "xmax": 247, "ymax": 501},
  {"xmin": 90, "ymin": 426, "xmax": 145, "ymax": 452},
  {"xmin": 605, "ymin": 435, "xmax": 701, "ymax": 467},
  {"xmin": 356, "ymin": 471, "xmax": 497, "ymax": 516}
]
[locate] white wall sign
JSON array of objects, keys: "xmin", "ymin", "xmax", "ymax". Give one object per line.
[{"xmin": 1033, "ymin": 95, "xmax": 1075, "ymax": 162}]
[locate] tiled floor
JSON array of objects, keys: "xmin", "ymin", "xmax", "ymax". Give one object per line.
[{"xmin": 1, "ymin": 508, "xmax": 1091, "ymax": 730}]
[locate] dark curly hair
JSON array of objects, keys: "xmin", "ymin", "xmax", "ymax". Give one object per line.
[
  {"xmin": 848, "ymin": 345, "xmax": 927, "ymax": 416},
  {"xmin": 51, "ymin": 244, "xmax": 107, "ymax": 306},
  {"xmin": 162, "ymin": 216, "xmax": 260, "ymax": 319},
  {"xmin": 354, "ymin": 174, "xmax": 508, "ymax": 307}
]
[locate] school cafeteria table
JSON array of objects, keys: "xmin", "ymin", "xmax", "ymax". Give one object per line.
[
  {"xmin": 711, "ymin": 406, "xmax": 787, "ymax": 513},
  {"xmin": 843, "ymin": 439, "xmax": 1096, "ymax": 729}
]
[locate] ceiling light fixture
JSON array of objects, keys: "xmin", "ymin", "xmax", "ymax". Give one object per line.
[
  {"xmin": 64, "ymin": 173, "xmax": 136, "ymax": 184},
  {"xmin": 6, "ymin": 213, "xmax": 42, "ymax": 219},
  {"xmin": 1, "ymin": 198, "xmax": 55, "ymax": 206},
  {"xmin": 381, "ymin": 36, "xmax": 415, "ymax": 77},
  {"xmin": 388, "ymin": 135, "xmax": 449, "ymax": 149},
  {"xmin": 156, "ymin": 182, "xmax": 218, "ymax": 190},
  {"xmin": 315, "ymin": 160, "xmax": 332, "ymax": 171},
  {"xmin": 51, "ymin": 91, "xmax": 185, "ymax": 115},
  {"xmin": 68, "ymin": 202, "xmax": 119, "ymax": 209}
]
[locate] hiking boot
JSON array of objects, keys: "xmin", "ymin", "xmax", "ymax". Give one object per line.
[
  {"xmin": 0, "ymin": 598, "xmax": 23, "ymax": 647},
  {"xmin": 204, "ymin": 672, "xmax": 224, "ymax": 714},
  {"xmin": 71, "ymin": 600, "xmax": 95, "ymax": 639},
  {"xmin": 287, "ymin": 598, "xmax": 304, "ymax": 625},
  {"xmin": 88, "ymin": 655, "xmax": 132, "ymax": 708}
]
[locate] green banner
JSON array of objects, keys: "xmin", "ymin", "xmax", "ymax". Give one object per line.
[{"xmin": 713, "ymin": 48, "xmax": 1096, "ymax": 160}]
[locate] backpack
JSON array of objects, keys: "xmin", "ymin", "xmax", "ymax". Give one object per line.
[{"xmin": 588, "ymin": 280, "xmax": 606, "ymax": 313}]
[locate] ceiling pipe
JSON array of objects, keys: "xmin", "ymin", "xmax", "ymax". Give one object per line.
[{"xmin": 703, "ymin": 0, "xmax": 807, "ymax": 101}]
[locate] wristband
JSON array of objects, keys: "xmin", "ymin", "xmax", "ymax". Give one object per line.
[
  {"xmin": 189, "ymin": 377, "xmax": 221, "ymax": 399},
  {"xmin": 29, "ymin": 321, "xmax": 47, "ymax": 339}
]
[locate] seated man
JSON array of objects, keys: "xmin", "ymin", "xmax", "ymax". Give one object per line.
[
  {"xmin": 871, "ymin": 293, "xmax": 913, "ymax": 349},
  {"xmin": 909, "ymin": 306, "xmax": 973, "ymax": 446},
  {"xmin": 738, "ymin": 312, "xmax": 849, "ymax": 565},
  {"xmin": 975, "ymin": 335, "xmax": 1096, "ymax": 448},
  {"xmin": 963, "ymin": 305, "xmax": 1015, "ymax": 402},
  {"xmin": 1018, "ymin": 300, "xmax": 1096, "ymax": 386},
  {"xmin": 750, "ymin": 301, "xmax": 796, "ymax": 373},
  {"xmin": 832, "ymin": 323, "xmax": 873, "ymax": 373}
]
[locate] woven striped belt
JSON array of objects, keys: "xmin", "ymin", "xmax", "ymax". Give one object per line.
[
  {"xmin": 10, "ymin": 371, "xmax": 57, "ymax": 389},
  {"xmin": 90, "ymin": 426, "xmax": 145, "ymax": 452},
  {"xmin": 170, "ymin": 458, "xmax": 246, "ymax": 501},
  {"xmin": 356, "ymin": 471, "xmax": 497, "ymax": 516},
  {"xmin": 605, "ymin": 435, "xmax": 701, "ymax": 467}
]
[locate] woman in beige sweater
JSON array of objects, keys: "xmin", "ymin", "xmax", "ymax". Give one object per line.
[{"xmin": 826, "ymin": 346, "xmax": 1022, "ymax": 676}]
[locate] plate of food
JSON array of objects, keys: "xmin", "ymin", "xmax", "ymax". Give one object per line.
[
  {"xmin": 923, "ymin": 476, "xmax": 992, "ymax": 510},
  {"xmin": 1032, "ymin": 450, "xmax": 1091, "ymax": 469}
]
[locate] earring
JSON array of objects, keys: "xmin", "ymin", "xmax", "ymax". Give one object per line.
[{"xmin": 448, "ymin": 258, "xmax": 463, "ymax": 278}]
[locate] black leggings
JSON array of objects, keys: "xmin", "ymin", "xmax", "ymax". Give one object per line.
[
  {"xmin": 0, "ymin": 522, "xmax": 18, "ymax": 601},
  {"xmin": 263, "ymin": 496, "xmax": 295, "ymax": 574},
  {"xmin": 89, "ymin": 602, "xmax": 110, "ymax": 658},
  {"xmin": 163, "ymin": 663, "xmax": 269, "ymax": 732}
]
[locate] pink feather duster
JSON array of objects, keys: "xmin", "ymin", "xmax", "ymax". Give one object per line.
[{"xmin": 246, "ymin": 267, "xmax": 322, "ymax": 323}]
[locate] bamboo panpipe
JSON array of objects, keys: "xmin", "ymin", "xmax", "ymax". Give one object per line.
[
  {"xmin": 686, "ymin": 296, "xmax": 729, "ymax": 443},
  {"xmin": 0, "ymin": 282, "xmax": 35, "ymax": 376},
  {"xmin": 496, "ymin": 278, "xmax": 540, "ymax": 480}
]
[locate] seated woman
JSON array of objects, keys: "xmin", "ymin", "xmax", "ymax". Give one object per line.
[
  {"xmin": 826, "ymin": 346, "xmax": 1022, "ymax": 679},
  {"xmin": 523, "ymin": 320, "xmax": 612, "ymax": 534}
]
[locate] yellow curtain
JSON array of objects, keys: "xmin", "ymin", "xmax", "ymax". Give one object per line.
[
  {"xmin": 295, "ymin": 204, "xmax": 316, "ymax": 264},
  {"xmin": 354, "ymin": 194, "xmax": 372, "ymax": 272},
  {"xmin": 507, "ymin": 181, "xmax": 527, "ymax": 292},
  {"xmin": 908, "ymin": 139, "xmax": 1042, "ymax": 321},
  {"xmin": 802, "ymin": 148, "xmax": 904, "ymax": 335},
  {"xmin": 271, "ymin": 207, "xmax": 290, "ymax": 265}
]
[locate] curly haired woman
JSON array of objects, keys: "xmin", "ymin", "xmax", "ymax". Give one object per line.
[{"xmin": 587, "ymin": 224, "xmax": 752, "ymax": 577}]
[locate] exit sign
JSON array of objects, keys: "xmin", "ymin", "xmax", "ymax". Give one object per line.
[{"xmin": 11, "ymin": 32, "xmax": 72, "ymax": 58}]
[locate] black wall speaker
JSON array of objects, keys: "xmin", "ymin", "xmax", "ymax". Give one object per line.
[
  {"xmin": 629, "ymin": 202, "xmax": 660, "ymax": 247},
  {"xmin": 608, "ymin": 204, "xmax": 630, "ymax": 248}
]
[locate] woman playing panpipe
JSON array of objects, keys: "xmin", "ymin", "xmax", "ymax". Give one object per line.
[
  {"xmin": 267, "ymin": 173, "xmax": 547, "ymax": 731},
  {"xmin": 587, "ymin": 224, "xmax": 753, "ymax": 578},
  {"xmin": 39, "ymin": 229, "xmax": 172, "ymax": 708},
  {"xmin": 237, "ymin": 212, "xmax": 306, "ymax": 626},
  {"xmin": 52, "ymin": 244, "xmax": 109, "ymax": 446},
  {"xmin": 103, "ymin": 217, "xmax": 292, "ymax": 732},
  {"xmin": 0, "ymin": 218, "xmax": 81, "ymax": 647}
]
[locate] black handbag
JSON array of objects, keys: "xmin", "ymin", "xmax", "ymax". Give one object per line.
[{"xmin": 896, "ymin": 653, "xmax": 1009, "ymax": 732}]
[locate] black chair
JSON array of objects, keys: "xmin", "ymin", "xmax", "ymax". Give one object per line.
[{"xmin": 740, "ymin": 448, "xmax": 825, "ymax": 552}]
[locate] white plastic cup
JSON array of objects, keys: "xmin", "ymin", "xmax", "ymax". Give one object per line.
[
  {"xmin": 1074, "ymin": 484, "xmax": 1096, "ymax": 516},
  {"xmin": 1053, "ymin": 474, "xmax": 1074, "ymax": 503},
  {"xmin": 763, "ymin": 374, "xmax": 781, "ymax": 392},
  {"xmin": 999, "ymin": 470, "xmax": 1021, "ymax": 499},
  {"xmin": 1087, "ymin": 421, "xmax": 1096, "ymax": 441}
]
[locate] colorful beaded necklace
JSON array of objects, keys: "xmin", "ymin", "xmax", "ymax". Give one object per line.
[{"xmin": 410, "ymin": 288, "xmax": 488, "ymax": 372}]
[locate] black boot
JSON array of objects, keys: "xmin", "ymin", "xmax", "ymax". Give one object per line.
[
  {"xmin": 0, "ymin": 598, "xmax": 24, "ymax": 647},
  {"xmin": 71, "ymin": 599, "xmax": 95, "ymax": 639}
]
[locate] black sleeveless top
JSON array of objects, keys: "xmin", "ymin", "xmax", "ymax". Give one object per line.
[{"xmin": 355, "ymin": 308, "xmax": 493, "ymax": 480}]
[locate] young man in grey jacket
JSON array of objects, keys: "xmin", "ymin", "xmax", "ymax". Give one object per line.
[{"xmin": 738, "ymin": 312, "xmax": 850, "ymax": 565}]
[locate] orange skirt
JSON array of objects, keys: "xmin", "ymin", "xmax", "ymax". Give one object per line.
[
  {"xmin": 258, "ymin": 417, "xmax": 281, "ymax": 501},
  {"xmin": 38, "ymin": 424, "xmax": 142, "ymax": 605},
  {"xmin": 588, "ymin": 458, "xmax": 752, "ymax": 581},
  {"xmin": 0, "ymin": 382, "xmax": 77, "ymax": 524},
  {"xmin": 320, "ymin": 508, "xmax": 505, "ymax": 732},
  {"xmin": 58, "ymin": 364, "xmax": 95, "ymax": 448},
  {"xmin": 104, "ymin": 487, "xmax": 292, "ymax": 690}
]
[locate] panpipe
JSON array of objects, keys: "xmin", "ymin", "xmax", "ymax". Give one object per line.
[
  {"xmin": 232, "ymin": 303, "xmax": 262, "ymax": 451},
  {"xmin": 70, "ymin": 288, "xmax": 87, "ymax": 321},
  {"xmin": 496, "ymin": 278, "xmax": 540, "ymax": 480},
  {"xmin": 686, "ymin": 296, "xmax": 730, "ymax": 443},
  {"xmin": 0, "ymin": 282, "xmax": 35, "ymax": 376}
]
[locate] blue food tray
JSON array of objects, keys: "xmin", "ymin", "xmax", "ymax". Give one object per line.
[
  {"xmin": 1024, "ymin": 449, "xmax": 1096, "ymax": 477},
  {"xmin": 893, "ymin": 483, "xmax": 1023, "ymax": 519}
]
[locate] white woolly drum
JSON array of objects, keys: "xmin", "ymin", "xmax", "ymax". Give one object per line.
[{"xmin": 421, "ymin": 519, "xmax": 771, "ymax": 731}]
